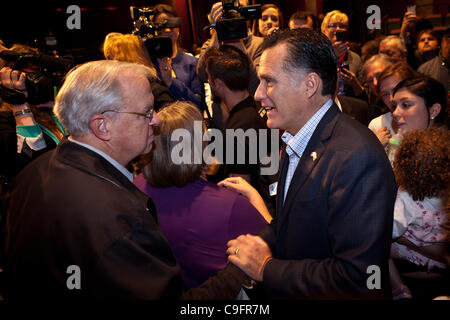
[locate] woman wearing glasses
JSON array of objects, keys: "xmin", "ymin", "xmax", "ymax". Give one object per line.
[{"xmin": 321, "ymin": 10, "xmax": 363, "ymax": 98}]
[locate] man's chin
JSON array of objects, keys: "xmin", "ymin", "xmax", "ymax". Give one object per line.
[
  {"xmin": 144, "ymin": 141, "xmax": 154, "ymax": 154},
  {"xmin": 267, "ymin": 118, "xmax": 279, "ymax": 130}
]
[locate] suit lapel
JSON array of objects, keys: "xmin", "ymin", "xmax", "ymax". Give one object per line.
[
  {"xmin": 276, "ymin": 146, "xmax": 289, "ymax": 214},
  {"xmin": 277, "ymin": 104, "xmax": 340, "ymax": 230}
]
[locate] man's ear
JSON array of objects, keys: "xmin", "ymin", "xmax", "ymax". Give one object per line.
[
  {"xmin": 304, "ymin": 72, "xmax": 321, "ymax": 98},
  {"xmin": 214, "ymin": 78, "xmax": 226, "ymax": 91},
  {"xmin": 89, "ymin": 114, "xmax": 111, "ymax": 141}
]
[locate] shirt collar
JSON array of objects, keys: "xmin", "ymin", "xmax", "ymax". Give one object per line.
[
  {"xmin": 228, "ymin": 95, "xmax": 253, "ymax": 117},
  {"xmin": 68, "ymin": 137, "xmax": 134, "ymax": 182},
  {"xmin": 281, "ymin": 99, "xmax": 333, "ymax": 158}
]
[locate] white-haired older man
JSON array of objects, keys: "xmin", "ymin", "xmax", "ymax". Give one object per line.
[
  {"xmin": 2, "ymin": 60, "xmax": 245, "ymax": 299},
  {"xmin": 379, "ymin": 35, "xmax": 408, "ymax": 63}
]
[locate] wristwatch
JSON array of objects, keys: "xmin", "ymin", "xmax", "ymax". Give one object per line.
[{"xmin": 13, "ymin": 108, "xmax": 32, "ymax": 117}]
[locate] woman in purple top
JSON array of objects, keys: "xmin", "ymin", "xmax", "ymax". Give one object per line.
[{"xmin": 134, "ymin": 101, "xmax": 269, "ymax": 289}]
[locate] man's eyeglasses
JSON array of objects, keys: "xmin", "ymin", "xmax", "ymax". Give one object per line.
[{"xmin": 102, "ymin": 109, "xmax": 154, "ymax": 121}]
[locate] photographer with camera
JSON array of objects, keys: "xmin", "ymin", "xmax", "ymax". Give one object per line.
[
  {"xmin": 197, "ymin": 1, "xmax": 263, "ymax": 129},
  {"xmin": 152, "ymin": 4, "xmax": 206, "ymax": 112},
  {"xmin": 103, "ymin": 32, "xmax": 175, "ymax": 112},
  {"xmin": 0, "ymin": 44, "xmax": 67, "ymax": 182},
  {"xmin": 130, "ymin": 4, "xmax": 205, "ymax": 112},
  {"xmin": 202, "ymin": 1, "xmax": 263, "ymax": 73}
]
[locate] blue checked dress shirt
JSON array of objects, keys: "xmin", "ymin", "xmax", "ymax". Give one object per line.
[{"xmin": 281, "ymin": 99, "xmax": 333, "ymax": 200}]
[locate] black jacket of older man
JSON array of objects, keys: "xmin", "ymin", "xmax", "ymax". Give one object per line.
[{"xmin": 2, "ymin": 138, "xmax": 244, "ymax": 299}]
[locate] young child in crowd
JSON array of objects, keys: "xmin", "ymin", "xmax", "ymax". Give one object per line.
[{"xmin": 389, "ymin": 127, "xmax": 449, "ymax": 299}]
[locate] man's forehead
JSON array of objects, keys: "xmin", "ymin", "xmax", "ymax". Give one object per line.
[
  {"xmin": 127, "ymin": 71, "xmax": 150, "ymax": 84},
  {"xmin": 120, "ymin": 73, "xmax": 151, "ymax": 98},
  {"xmin": 367, "ymin": 61, "xmax": 385, "ymax": 73},
  {"xmin": 259, "ymin": 46, "xmax": 284, "ymax": 74},
  {"xmin": 259, "ymin": 45, "xmax": 306, "ymax": 82},
  {"xmin": 419, "ymin": 32, "xmax": 435, "ymax": 40},
  {"xmin": 381, "ymin": 41, "xmax": 397, "ymax": 49},
  {"xmin": 261, "ymin": 43, "xmax": 287, "ymax": 63}
]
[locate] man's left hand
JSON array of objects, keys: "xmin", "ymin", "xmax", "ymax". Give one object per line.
[{"xmin": 226, "ymin": 234, "xmax": 272, "ymax": 282}]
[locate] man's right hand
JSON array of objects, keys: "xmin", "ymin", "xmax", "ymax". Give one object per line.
[
  {"xmin": 0, "ymin": 67, "xmax": 29, "ymax": 109},
  {"xmin": 0, "ymin": 67, "xmax": 27, "ymax": 91},
  {"xmin": 400, "ymin": 11, "xmax": 417, "ymax": 39},
  {"xmin": 218, "ymin": 176, "xmax": 272, "ymax": 223}
]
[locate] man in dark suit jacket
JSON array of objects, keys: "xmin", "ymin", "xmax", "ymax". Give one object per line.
[
  {"xmin": 2, "ymin": 60, "xmax": 244, "ymax": 299},
  {"xmin": 226, "ymin": 29, "xmax": 397, "ymax": 299}
]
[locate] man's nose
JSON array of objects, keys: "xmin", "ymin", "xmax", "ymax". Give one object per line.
[
  {"xmin": 150, "ymin": 112, "xmax": 161, "ymax": 126},
  {"xmin": 254, "ymin": 83, "xmax": 265, "ymax": 102}
]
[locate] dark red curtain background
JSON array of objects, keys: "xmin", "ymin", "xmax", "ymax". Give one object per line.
[{"xmin": 0, "ymin": 1, "xmax": 447, "ymax": 57}]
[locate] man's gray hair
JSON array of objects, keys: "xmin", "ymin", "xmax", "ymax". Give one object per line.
[
  {"xmin": 362, "ymin": 53, "xmax": 392, "ymax": 78},
  {"xmin": 54, "ymin": 60, "xmax": 156, "ymax": 136},
  {"xmin": 379, "ymin": 35, "xmax": 407, "ymax": 53}
]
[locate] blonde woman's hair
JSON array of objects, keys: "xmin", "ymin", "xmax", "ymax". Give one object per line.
[
  {"xmin": 321, "ymin": 10, "xmax": 349, "ymax": 34},
  {"xmin": 102, "ymin": 32, "xmax": 156, "ymax": 72}
]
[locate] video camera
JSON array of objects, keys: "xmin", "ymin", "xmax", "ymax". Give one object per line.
[
  {"xmin": 0, "ymin": 50, "xmax": 74, "ymax": 105},
  {"xmin": 215, "ymin": 0, "xmax": 261, "ymax": 41},
  {"xmin": 130, "ymin": 6, "xmax": 181, "ymax": 59}
]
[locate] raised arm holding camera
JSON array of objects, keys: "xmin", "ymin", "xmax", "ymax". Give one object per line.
[
  {"xmin": 129, "ymin": 4, "xmax": 205, "ymax": 111},
  {"xmin": 0, "ymin": 44, "xmax": 70, "ymax": 182}
]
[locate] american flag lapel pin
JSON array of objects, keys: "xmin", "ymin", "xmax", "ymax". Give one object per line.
[{"xmin": 310, "ymin": 151, "xmax": 317, "ymax": 161}]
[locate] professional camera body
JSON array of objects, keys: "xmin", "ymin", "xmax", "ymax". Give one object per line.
[
  {"xmin": 216, "ymin": 0, "xmax": 261, "ymax": 41},
  {"xmin": 0, "ymin": 50, "xmax": 74, "ymax": 105},
  {"xmin": 130, "ymin": 6, "xmax": 181, "ymax": 59}
]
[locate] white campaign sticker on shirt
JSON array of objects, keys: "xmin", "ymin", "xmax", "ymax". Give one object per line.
[{"xmin": 269, "ymin": 182, "xmax": 278, "ymax": 196}]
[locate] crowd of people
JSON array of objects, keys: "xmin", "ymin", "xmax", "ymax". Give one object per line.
[{"xmin": 0, "ymin": 1, "xmax": 448, "ymax": 301}]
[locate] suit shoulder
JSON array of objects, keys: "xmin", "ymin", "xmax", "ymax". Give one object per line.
[
  {"xmin": 339, "ymin": 95, "xmax": 368, "ymax": 108},
  {"xmin": 334, "ymin": 113, "xmax": 383, "ymax": 150}
]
